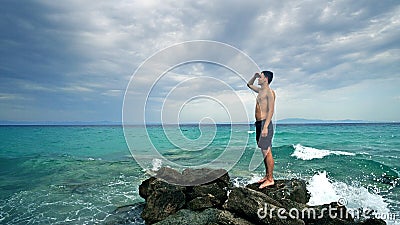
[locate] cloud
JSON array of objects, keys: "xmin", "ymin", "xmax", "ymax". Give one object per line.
[{"xmin": 0, "ymin": 0, "xmax": 399, "ymax": 122}]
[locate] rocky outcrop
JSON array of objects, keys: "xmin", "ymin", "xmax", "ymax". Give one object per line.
[
  {"xmin": 135, "ymin": 167, "xmax": 387, "ymax": 225},
  {"xmin": 223, "ymin": 187, "xmax": 304, "ymax": 225},
  {"xmin": 139, "ymin": 167, "xmax": 230, "ymax": 224},
  {"xmin": 246, "ymin": 179, "xmax": 310, "ymax": 204},
  {"xmin": 140, "ymin": 179, "xmax": 186, "ymax": 224}
]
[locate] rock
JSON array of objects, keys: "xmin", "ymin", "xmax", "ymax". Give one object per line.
[
  {"xmin": 246, "ymin": 179, "xmax": 310, "ymax": 204},
  {"xmin": 282, "ymin": 201, "xmax": 354, "ymax": 225},
  {"xmin": 140, "ymin": 179, "xmax": 186, "ymax": 224},
  {"xmin": 139, "ymin": 167, "xmax": 230, "ymax": 223},
  {"xmin": 214, "ymin": 208, "xmax": 255, "ymax": 225},
  {"xmin": 186, "ymin": 181, "xmax": 228, "ymax": 210},
  {"xmin": 182, "ymin": 167, "xmax": 230, "ymax": 186},
  {"xmin": 134, "ymin": 167, "xmax": 387, "ymax": 225},
  {"xmin": 360, "ymin": 218, "xmax": 387, "ymax": 225},
  {"xmin": 155, "ymin": 167, "xmax": 230, "ymax": 186},
  {"xmin": 187, "ymin": 195, "xmax": 216, "ymax": 210},
  {"xmin": 153, "ymin": 208, "xmax": 254, "ymax": 225},
  {"xmin": 152, "ymin": 209, "xmax": 210, "ymax": 225},
  {"xmin": 155, "ymin": 167, "xmax": 184, "ymax": 185},
  {"xmin": 187, "ymin": 179, "xmax": 228, "ymax": 200},
  {"xmin": 223, "ymin": 187, "xmax": 305, "ymax": 225},
  {"xmin": 138, "ymin": 176, "xmax": 156, "ymax": 200},
  {"xmin": 309, "ymin": 202, "xmax": 354, "ymax": 223}
]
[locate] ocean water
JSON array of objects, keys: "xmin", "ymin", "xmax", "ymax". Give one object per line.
[{"xmin": 0, "ymin": 123, "xmax": 399, "ymax": 224}]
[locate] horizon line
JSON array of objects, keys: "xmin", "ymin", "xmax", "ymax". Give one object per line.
[{"xmin": 0, "ymin": 119, "xmax": 398, "ymax": 126}]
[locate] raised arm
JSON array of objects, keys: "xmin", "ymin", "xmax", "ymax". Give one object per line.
[{"xmin": 247, "ymin": 73, "xmax": 260, "ymax": 93}]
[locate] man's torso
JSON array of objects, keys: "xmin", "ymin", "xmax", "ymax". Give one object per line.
[{"xmin": 255, "ymin": 88, "xmax": 274, "ymax": 121}]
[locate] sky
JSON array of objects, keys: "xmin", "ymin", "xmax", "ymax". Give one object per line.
[{"xmin": 0, "ymin": 0, "xmax": 399, "ymax": 123}]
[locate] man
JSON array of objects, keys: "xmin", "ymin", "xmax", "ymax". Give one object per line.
[{"xmin": 247, "ymin": 71, "xmax": 276, "ymax": 189}]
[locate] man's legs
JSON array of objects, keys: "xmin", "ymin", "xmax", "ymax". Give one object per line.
[{"xmin": 259, "ymin": 146, "xmax": 275, "ymax": 188}]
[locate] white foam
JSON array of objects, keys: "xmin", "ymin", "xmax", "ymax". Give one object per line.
[
  {"xmin": 231, "ymin": 173, "xmax": 263, "ymax": 187},
  {"xmin": 247, "ymin": 130, "xmax": 256, "ymax": 134},
  {"xmin": 291, "ymin": 144, "xmax": 355, "ymax": 160},
  {"xmin": 247, "ymin": 173, "xmax": 264, "ymax": 184},
  {"xmin": 151, "ymin": 158, "xmax": 162, "ymax": 171},
  {"xmin": 307, "ymin": 171, "xmax": 341, "ymax": 205},
  {"xmin": 307, "ymin": 171, "xmax": 391, "ymax": 220}
]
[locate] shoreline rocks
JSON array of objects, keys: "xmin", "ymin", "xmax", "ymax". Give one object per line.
[{"xmin": 133, "ymin": 167, "xmax": 387, "ymax": 225}]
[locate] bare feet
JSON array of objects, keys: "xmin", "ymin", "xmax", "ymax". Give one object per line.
[
  {"xmin": 257, "ymin": 176, "xmax": 268, "ymax": 183},
  {"xmin": 258, "ymin": 179, "xmax": 274, "ymax": 189}
]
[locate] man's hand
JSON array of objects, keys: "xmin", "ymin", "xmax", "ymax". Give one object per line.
[
  {"xmin": 261, "ymin": 128, "xmax": 268, "ymax": 137},
  {"xmin": 247, "ymin": 73, "xmax": 260, "ymax": 93}
]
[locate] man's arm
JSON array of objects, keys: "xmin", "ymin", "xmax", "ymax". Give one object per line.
[
  {"xmin": 262, "ymin": 90, "xmax": 275, "ymax": 136},
  {"xmin": 247, "ymin": 73, "xmax": 260, "ymax": 93}
]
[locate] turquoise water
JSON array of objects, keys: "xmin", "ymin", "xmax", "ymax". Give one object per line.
[{"xmin": 0, "ymin": 124, "xmax": 399, "ymax": 224}]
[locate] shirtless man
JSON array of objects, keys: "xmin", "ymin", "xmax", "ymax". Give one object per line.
[{"xmin": 247, "ymin": 71, "xmax": 276, "ymax": 189}]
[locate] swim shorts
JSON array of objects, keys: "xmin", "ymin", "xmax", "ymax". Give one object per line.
[{"xmin": 255, "ymin": 120, "xmax": 274, "ymax": 150}]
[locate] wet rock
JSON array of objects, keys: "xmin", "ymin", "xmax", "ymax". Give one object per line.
[
  {"xmin": 155, "ymin": 167, "xmax": 184, "ymax": 185},
  {"xmin": 154, "ymin": 167, "xmax": 230, "ymax": 186},
  {"xmin": 138, "ymin": 176, "xmax": 156, "ymax": 200},
  {"xmin": 223, "ymin": 187, "xmax": 305, "ymax": 225},
  {"xmin": 186, "ymin": 182, "xmax": 228, "ymax": 210},
  {"xmin": 359, "ymin": 218, "xmax": 387, "ymax": 225},
  {"xmin": 246, "ymin": 179, "xmax": 310, "ymax": 204},
  {"xmin": 301, "ymin": 202, "xmax": 354, "ymax": 225},
  {"xmin": 182, "ymin": 167, "xmax": 230, "ymax": 186},
  {"xmin": 134, "ymin": 167, "xmax": 387, "ymax": 225},
  {"xmin": 153, "ymin": 208, "xmax": 254, "ymax": 225},
  {"xmin": 140, "ymin": 179, "xmax": 186, "ymax": 224}
]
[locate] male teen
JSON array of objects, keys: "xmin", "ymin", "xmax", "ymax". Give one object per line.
[{"xmin": 247, "ymin": 71, "xmax": 276, "ymax": 188}]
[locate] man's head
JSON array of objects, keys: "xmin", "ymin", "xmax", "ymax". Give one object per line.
[
  {"xmin": 262, "ymin": 71, "xmax": 273, "ymax": 84},
  {"xmin": 258, "ymin": 71, "xmax": 273, "ymax": 85}
]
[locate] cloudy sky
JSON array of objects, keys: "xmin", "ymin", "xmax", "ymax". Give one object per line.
[{"xmin": 1, "ymin": 0, "xmax": 399, "ymax": 123}]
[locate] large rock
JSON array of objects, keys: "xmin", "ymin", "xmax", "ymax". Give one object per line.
[
  {"xmin": 135, "ymin": 167, "xmax": 387, "ymax": 225},
  {"xmin": 186, "ymin": 181, "xmax": 228, "ymax": 210},
  {"xmin": 138, "ymin": 176, "xmax": 156, "ymax": 200},
  {"xmin": 246, "ymin": 179, "xmax": 310, "ymax": 204},
  {"xmin": 139, "ymin": 167, "xmax": 230, "ymax": 224},
  {"xmin": 182, "ymin": 167, "xmax": 230, "ymax": 186},
  {"xmin": 360, "ymin": 218, "xmax": 387, "ymax": 225},
  {"xmin": 224, "ymin": 187, "xmax": 305, "ymax": 225},
  {"xmin": 153, "ymin": 208, "xmax": 255, "ymax": 225},
  {"xmin": 155, "ymin": 167, "xmax": 184, "ymax": 185},
  {"xmin": 155, "ymin": 167, "xmax": 230, "ymax": 186},
  {"xmin": 301, "ymin": 202, "xmax": 354, "ymax": 225},
  {"xmin": 140, "ymin": 179, "xmax": 186, "ymax": 224}
]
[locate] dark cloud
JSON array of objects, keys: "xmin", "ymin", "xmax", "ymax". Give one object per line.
[{"xmin": 0, "ymin": 0, "xmax": 399, "ymax": 122}]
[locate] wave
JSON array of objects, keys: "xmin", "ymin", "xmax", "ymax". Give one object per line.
[
  {"xmin": 291, "ymin": 144, "xmax": 355, "ymax": 160},
  {"xmin": 307, "ymin": 171, "xmax": 391, "ymax": 222}
]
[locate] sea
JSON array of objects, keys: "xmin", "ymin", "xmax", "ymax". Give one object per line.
[{"xmin": 0, "ymin": 123, "xmax": 399, "ymax": 224}]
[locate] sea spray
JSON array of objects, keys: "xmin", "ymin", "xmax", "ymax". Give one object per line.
[
  {"xmin": 307, "ymin": 171, "xmax": 393, "ymax": 223},
  {"xmin": 151, "ymin": 158, "xmax": 162, "ymax": 171},
  {"xmin": 307, "ymin": 171, "xmax": 340, "ymax": 205}
]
